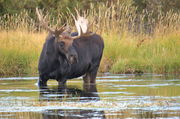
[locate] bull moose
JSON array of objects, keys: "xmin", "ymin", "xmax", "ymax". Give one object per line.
[{"xmin": 36, "ymin": 8, "xmax": 104, "ymax": 86}]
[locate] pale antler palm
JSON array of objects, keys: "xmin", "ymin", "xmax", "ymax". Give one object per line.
[{"xmin": 69, "ymin": 8, "xmax": 95, "ymax": 39}]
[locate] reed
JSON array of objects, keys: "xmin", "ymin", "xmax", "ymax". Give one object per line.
[{"xmin": 0, "ymin": 2, "xmax": 179, "ymax": 76}]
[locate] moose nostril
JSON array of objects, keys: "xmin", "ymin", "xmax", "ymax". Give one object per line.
[
  {"xmin": 69, "ymin": 54, "xmax": 74, "ymax": 59},
  {"xmin": 70, "ymin": 55, "xmax": 74, "ymax": 58},
  {"xmin": 68, "ymin": 54, "xmax": 78, "ymax": 64}
]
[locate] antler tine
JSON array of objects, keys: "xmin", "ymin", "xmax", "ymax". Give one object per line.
[
  {"xmin": 69, "ymin": 11, "xmax": 76, "ymax": 21},
  {"xmin": 67, "ymin": 8, "xmax": 76, "ymax": 22},
  {"xmin": 74, "ymin": 9, "xmax": 88, "ymax": 36},
  {"xmin": 75, "ymin": 8, "xmax": 80, "ymax": 18},
  {"xmin": 69, "ymin": 9, "xmax": 82, "ymax": 36},
  {"xmin": 36, "ymin": 8, "xmax": 43, "ymax": 22},
  {"xmin": 56, "ymin": 24, "xmax": 66, "ymax": 32},
  {"xmin": 83, "ymin": 11, "xmax": 88, "ymax": 18},
  {"xmin": 67, "ymin": 8, "xmax": 82, "ymax": 36},
  {"xmin": 36, "ymin": 8, "xmax": 54, "ymax": 33}
]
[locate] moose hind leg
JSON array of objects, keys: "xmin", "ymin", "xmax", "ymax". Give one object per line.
[
  {"xmin": 83, "ymin": 67, "xmax": 98, "ymax": 85},
  {"xmin": 89, "ymin": 69, "xmax": 98, "ymax": 84}
]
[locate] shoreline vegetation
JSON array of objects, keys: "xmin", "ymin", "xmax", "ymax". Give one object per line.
[{"xmin": 0, "ymin": 3, "xmax": 179, "ymax": 76}]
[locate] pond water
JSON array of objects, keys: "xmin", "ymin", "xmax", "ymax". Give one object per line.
[{"xmin": 0, "ymin": 73, "xmax": 180, "ymax": 119}]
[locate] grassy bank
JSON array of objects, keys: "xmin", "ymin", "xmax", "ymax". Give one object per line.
[
  {"xmin": 100, "ymin": 31, "xmax": 180, "ymax": 74},
  {"xmin": 0, "ymin": 3, "xmax": 180, "ymax": 76},
  {"xmin": 0, "ymin": 30, "xmax": 179, "ymax": 76},
  {"xmin": 0, "ymin": 30, "xmax": 46, "ymax": 76}
]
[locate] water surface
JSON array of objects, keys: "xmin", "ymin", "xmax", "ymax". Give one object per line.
[{"xmin": 0, "ymin": 74, "xmax": 180, "ymax": 118}]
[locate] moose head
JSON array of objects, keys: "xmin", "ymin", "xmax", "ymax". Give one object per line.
[{"xmin": 36, "ymin": 8, "xmax": 94, "ymax": 64}]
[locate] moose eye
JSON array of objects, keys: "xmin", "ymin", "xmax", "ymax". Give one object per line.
[{"xmin": 59, "ymin": 41, "xmax": 65, "ymax": 48}]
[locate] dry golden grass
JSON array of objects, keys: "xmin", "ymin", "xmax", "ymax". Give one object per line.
[{"xmin": 0, "ymin": 30, "xmax": 46, "ymax": 76}]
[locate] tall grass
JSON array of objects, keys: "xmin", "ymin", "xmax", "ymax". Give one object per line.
[
  {"xmin": 100, "ymin": 32, "xmax": 180, "ymax": 73},
  {"xmin": 0, "ymin": 31, "xmax": 46, "ymax": 76},
  {"xmin": 0, "ymin": 2, "xmax": 179, "ymax": 76}
]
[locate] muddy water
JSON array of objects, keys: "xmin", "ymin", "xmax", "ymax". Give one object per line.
[{"xmin": 0, "ymin": 74, "xmax": 180, "ymax": 119}]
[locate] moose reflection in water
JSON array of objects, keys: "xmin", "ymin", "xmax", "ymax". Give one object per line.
[{"xmin": 39, "ymin": 84, "xmax": 106, "ymax": 119}]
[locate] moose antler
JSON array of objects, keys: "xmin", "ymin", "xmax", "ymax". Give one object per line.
[
  {"xmin": 36, "ymin": 8, "xmax": 65, "ymax": 36},
  {"xmin": 69, "ymin": 8, "xmax": 95, "ymax": 39}
]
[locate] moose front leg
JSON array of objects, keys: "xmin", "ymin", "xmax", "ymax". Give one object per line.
[
  {"xmin": 57, "ymin": 78, "xmax": 67, "ymax": 87},
  {"xmin": 38, "ymin": 74, "xmax": 49, "ymax": 87}
]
